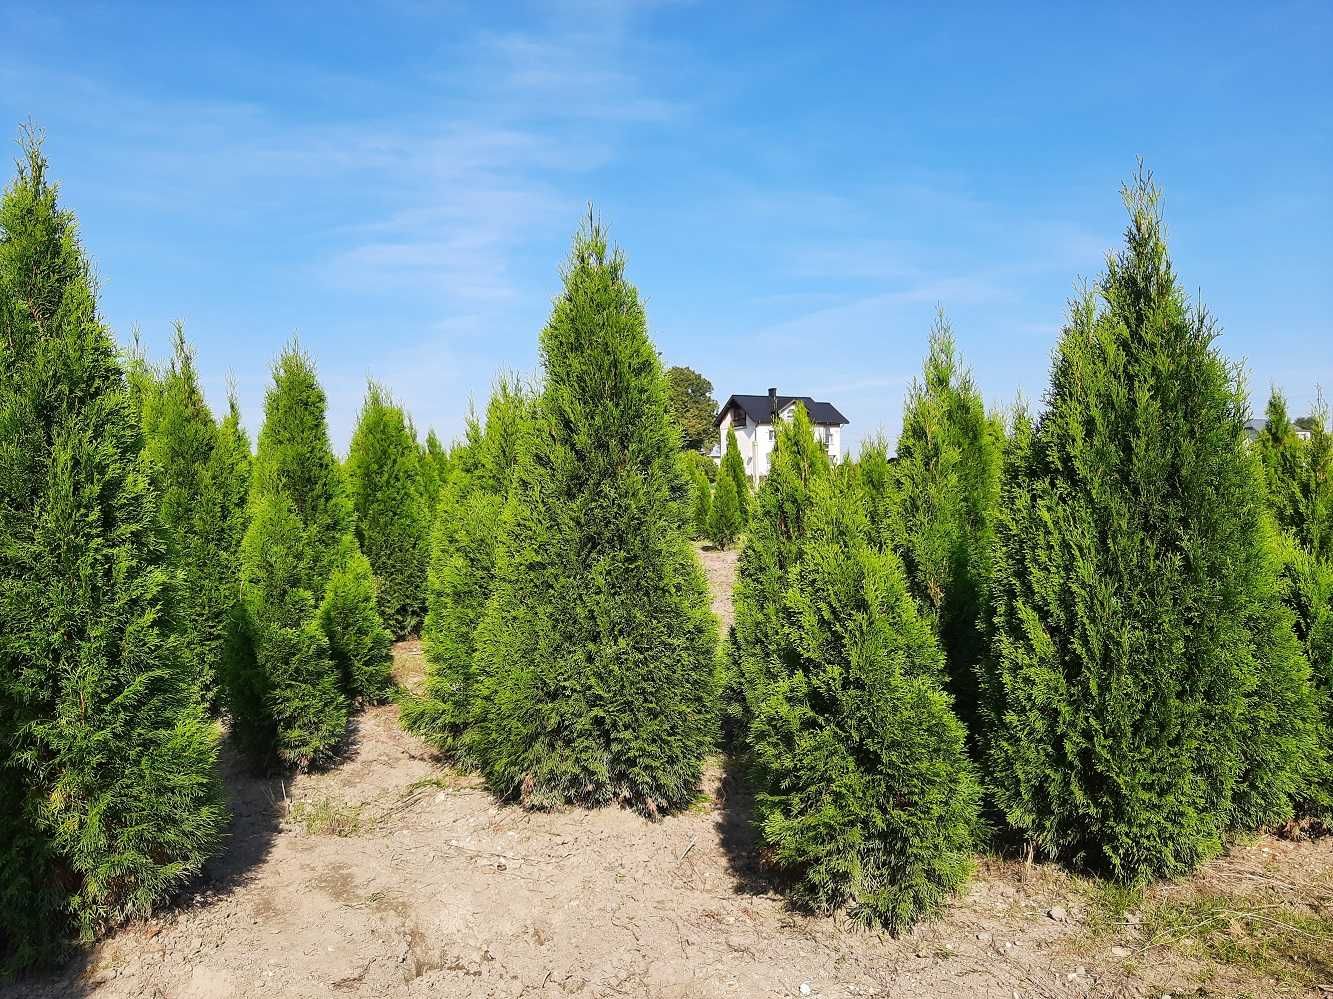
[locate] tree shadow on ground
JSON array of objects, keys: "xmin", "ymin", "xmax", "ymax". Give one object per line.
[
  {"xmin": 0, "ymin": 728, "xmax": 294, "ymax": 999},
  {"xmin": 714, "ymin": 753, "xmax": 792, "ymax": 900}
]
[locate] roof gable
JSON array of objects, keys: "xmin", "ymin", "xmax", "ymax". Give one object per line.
[{"xmin": 716, "ymin": 394, "xmax": 848, "ymax": 428}]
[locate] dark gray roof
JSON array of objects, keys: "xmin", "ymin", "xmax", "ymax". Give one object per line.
[{"xmin": 715, "ymin": 394, "xmax": 848, "ymax": 428}]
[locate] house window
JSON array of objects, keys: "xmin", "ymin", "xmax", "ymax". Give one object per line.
[{"xmin": 767, "ymin": 426, "xmax": 775, "ymax": 442}]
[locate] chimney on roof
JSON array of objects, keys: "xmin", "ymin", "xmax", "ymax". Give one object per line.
[{"xmin": 768, "ymin": 386, "xmax": 778, "ymax": 419}]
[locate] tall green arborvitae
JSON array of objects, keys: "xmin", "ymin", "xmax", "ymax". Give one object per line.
[
  {"xmin": 228, "ymin": 345, "xmax": 391, "ymax": 767},
  {"xmin": 749, "ymin": 469, "xmax": 980, "ymax": 931},
  {"xmin": 981, "ymin": 172, "xmax": 1321, "ymax": 882},
  {"xmin": 403, "ymin": 376, "xmax": 533, "ymax": 758},
  {"xmin": 1258, "ymin": 389, "xmax": 1333, "ymax": 559},
  {"xmin": 467, "ymin": 217, "xmax": 717, "ymax": 812},
  {"xmin": 231, "ymin": 493, "xmax": 347, "ymax": 767},
  {"xmin": 137, "ymin": 326, "xmax": 250, "ymax": 711},
  {"xmin": 721, "ymin": 425, "xmax": 750, "ymax": 523},
  {"xmin": 856, "ymin": 434, "xmax": 897, "ymax": 552},
  {"xmin": 344, "ymin": 382, "xmax": 430, "ymax": 638},
  {"xmin": 892, "ymin": 315, "xmax": 1002, "ymax": 736},
  {"xmin": 419, "ymin": 428, "xmax": 449, "ymax": 510},
  {"xmin": 0, "ymin": 134, "xmax": 224, "ymax": 970},
  {"xmin": 708, "ymin": 459, "xmax": 743, "ymax": 548},
  {"xmin": 1256, "ymin": 392, "xmax": 1333, "ymax": 810},
  {"xmin": 1256, "ymin": 390, "xmax": 1307, "ymax": 537},
  {"xmin": 728, "ymin": 403, "xmax": 831, "ymax": 736},
  {"xmin": 689, "ymin": 460, "xmax": 712, "ymax": 540}
]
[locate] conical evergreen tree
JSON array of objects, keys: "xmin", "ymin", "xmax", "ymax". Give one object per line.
[
  {"xmin": 227, "ymin": 345, "xmax": 390, "ymax": 766},
  {"xmin": 708, "ymin": 459, "xmax": 743, "ymax": 548},
  {"xmin": 1256, "ymin": 390, "xmax": 1307, "ymax": 537},
  {"xmin": 1257, "ymin": 393, "xmax": 1333, "ymax": 811},
  {"xmin": 231, "ymin": 493, "xmax": 347, "ymax": 767},
  {"xmin": 892, "ymin": 315, "xmax": 1002, "ymax": 736},
  {"xmin": 403, "ymin": 376, "xmax": 533, "ymax": 758},
  {"xmin": 419, "ymin": 428, "xmax": 449, "ymax": 510},
  {"xmin": 467, "ymin": 217, "xmax": 717, "ymax": 812},
  {"xmin": 981, "ymin": 171, "xmax": 1321, "ymax": 881},
  {"xmin": 689, "ymin": 460, "xmax": 712, "ymax": 540},
  {"xmin": 749, "ymin": 470, "xmax": 980, "ymax": 931},
  {"xmin": 137, "ymin": 326, "xmax": 251, "ymax": 711},
  {"xmin": 855, "ymin": 434, "xmax": 897, "ymax": 552},
  {"xmin": 721, "ymin": 425, "xmax": 750, "ymax": 523},
  {"xmin": 344, "ymin": 381, "xmax": 430, "ymax": 638},
  {"xmin": 728, "ymin": 403, "xmax": 831, "ymax": 735},
  {"xmin": 319, "ymin": 538, "xmax": 394, "ymax": 704},
  {"xmin": 0, "ymin": 133, "xmax": 224, "ymax": 969}
]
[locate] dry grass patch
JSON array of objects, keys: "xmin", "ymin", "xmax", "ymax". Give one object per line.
[{"xmin": 1075, "ymin": 840, "xmax": 1333, "ymax": 996}]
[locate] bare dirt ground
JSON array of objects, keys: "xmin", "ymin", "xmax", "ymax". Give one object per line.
[{"xmin": 8, "ymin": 547, "xmax": 1331, "ymax": 998}]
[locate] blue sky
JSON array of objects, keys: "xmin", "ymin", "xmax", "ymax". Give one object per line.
[{"xmin": 3, "ymin": 1, "xmax": 1330, "ymax": 451}]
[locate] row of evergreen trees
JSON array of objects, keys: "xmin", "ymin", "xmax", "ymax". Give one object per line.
[
  {"xmin": 719, "ymin": 171, "xmax": 1332, "ymax": 930},
  {"xmin": 0, "ymin": 136, "xmax": 450, "ymax": 970},
  {"xmin": 4, "ymin": 132, "xmax": 1331, "ymax": 970},
  {"xmin": 686, "ymin": 427, "xmax": 751, "ymax": 548}
]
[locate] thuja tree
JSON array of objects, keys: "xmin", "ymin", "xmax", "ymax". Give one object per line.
[
  {"xmin": 749, "ymin": 470, "xmax": 980, "ymax": 931},
  {"xmin": 727, "ymin": 403, "xmax": 831, "ymax": 739},
  {"xmin": 137, "ymin": 326, "xmax": 251, "ymax": 711},
  {"xmin": 893, "ymin": 315, "xmax": 1002, "ymax": 735},
  {"xmin": 467, "ymin": 217, "xmax": 717, "ymax": 812},
  {"xmin": 720, "ymin": 425, "xmax": 750, "ymax": 523},
  {"xmin": 708, "ymin": 459, "xmax": 743, "ymax": 548},
  {"xmin": 688, "ymin": 459, "xmax": 712, "ymax": 540},
  {"xmin": 855, "ymin": 434, "xmax": 897, "ymax": 551},
  {"xmin": 345, "ymin": 382, "xmax": 430, "ymax": 638},
  {"xmin": 228, "ymin": 345, "xmax": 390, "ymax": 766},
  {"xmin": 419, "ymin": 428, "xmax": 449, "ymax": 510},
  {"xmin": 1258, "ymin": 389, "xmax": 1333, "ymax": 558},
  {"xmin": 0, "ymin": 134, "xmax": 225, "ymax": 969},
  {"xmin": 1257, "ymin": 392, "xmax": 1333, "ymax": 809},
  {"xmin": 982, "ymin": 171, "xmax": 1321, "ymax": 882},
  {"xmin": 403, "ymin": 376, "xmax": 533, "ymax": 758}
]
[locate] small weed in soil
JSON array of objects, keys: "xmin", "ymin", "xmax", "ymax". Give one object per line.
[{"xmin": 291, "ymin": 797, "xmax": 365, "ymax": 837}]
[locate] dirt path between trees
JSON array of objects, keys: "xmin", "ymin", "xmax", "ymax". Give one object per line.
[{"xmin": 8, "ymin": 547, "xmax": 1330, "ymax": 998}]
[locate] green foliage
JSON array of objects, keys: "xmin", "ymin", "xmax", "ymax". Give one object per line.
[
  {"xmin": 684, "ymin": 446, "xmax": 717, "ymax": 483},
  {"xmin": 249, "ymin": 344, "xmax": 355, "ymax": 584},
  {"xmin": 319, "ymin": 540, "xmax": 394, "ymax": 703},
  {"xmin": 688, "ymin": 459, "xmax": 712, "ymax": 540},
  {"xmin": 1258, "ymin": 390, "xmax": 1333, "ymax": 560},
  {"xmin": 665, "ymin": 364, "xmax": 718, "ymax": 451},
  {"xmin": 344, "ymin": 382, "xmax": 429, "ymax": 638},
  {"xmin": 232, "ymin": 494, "xmax": 347, "ymax": 767},
  {"xmin": 981, "ymin": 170, "xmax": 1321, "ymax": 882},
  {"xmin": 747, "ymin": 471, "xmax": 980, "ymax": 931},
  {"xmin": 0, "ymin": 133, "xmax": 225, "ymax": 970},
  {"xmin": 227, "ymin": 345, "xmax": 389, "ymax": 768},
  {"xmin": 419, "ymin": 428, "xmax": 449, "ymax": 509},
  {"xmin": 720, "ymin": 425, "xmax": 751, "ymax": 523},
  {"xmin": 708, "ymin": 457, "xmax": 743, "ymax": 548},
  {"xmin": 136, "ymin": 326, "xmax": 251, "ymax": 711},
  {"xmin": 855, "ymin": 434, "xmax": 897, "ymax": 552},
  {"xmin": 467, "ymin": 216, "xmax": 718, "ymax": 812},
  {"xmin": 403, "ymin": 375, "xmax": 533, "ymax": 758},
  {"xmin": 728, "ymin": 403, "xmax": 832, "ymax": 737},
  {"xmin": 1259, "ymin": 394, "xmax": 1333, "ymax": 811},
  {"xmin": 892, "ymin": 314, "xmax": 1002, "ymax": 735}
]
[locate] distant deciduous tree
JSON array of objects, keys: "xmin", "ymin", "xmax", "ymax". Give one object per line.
[{"xmin": 666, "ymin": 365, "xmax": 718, "ymax": 452}]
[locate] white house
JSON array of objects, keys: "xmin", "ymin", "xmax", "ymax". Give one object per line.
[{"xmin": 713, "ymin": 388, "xmax": 849, "ymax": 485}]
